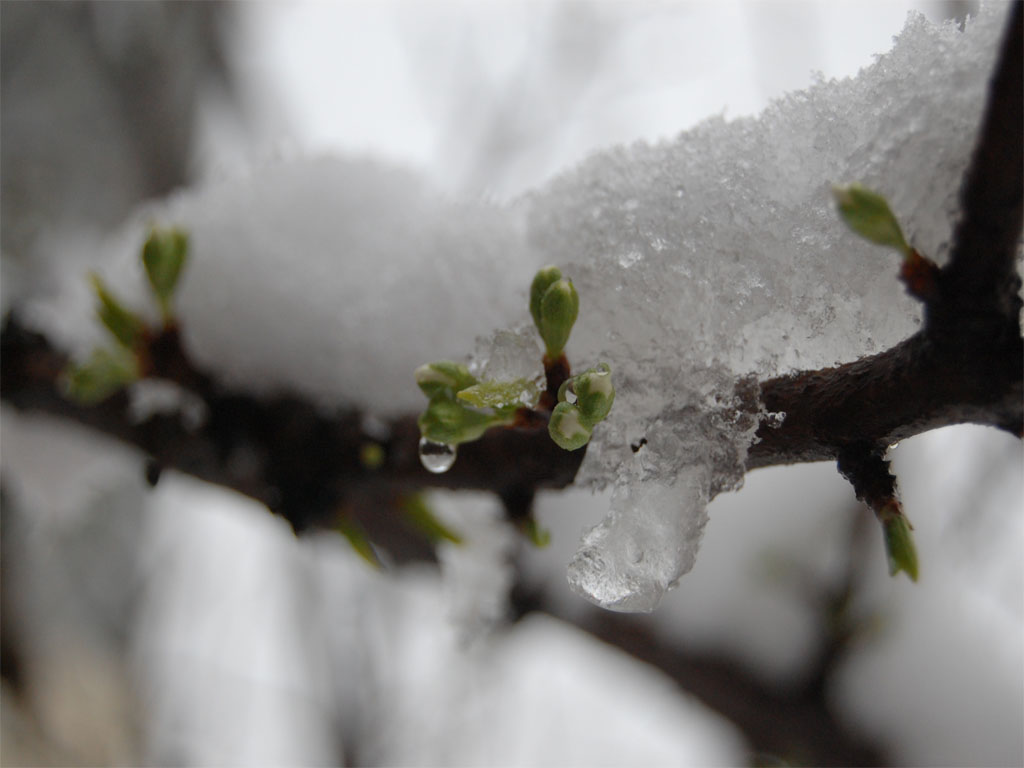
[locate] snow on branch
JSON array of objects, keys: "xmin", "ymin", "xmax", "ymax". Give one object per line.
[{"xmin": 2, "ymin": 5, "xmax": 1020, "ymax": 610}]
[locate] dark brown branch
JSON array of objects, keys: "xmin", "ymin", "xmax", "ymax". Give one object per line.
[
  {"xmin": 940, "ymin": 1, "xmax": 1023, "ymax": 324},
  {"xmin": 1, "ymin": 318, "xmax": 584, "ymax": 536}
]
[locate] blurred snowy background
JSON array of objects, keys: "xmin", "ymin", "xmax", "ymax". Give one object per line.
[{"xmin": 2, "ymin": 1, "xmax": 1021, "ymax": 766}]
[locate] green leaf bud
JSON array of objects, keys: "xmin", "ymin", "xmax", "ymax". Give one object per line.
[
  {"xmin": 548, "ymin": 401, "xmax": 592, "ymax": 450},
  {"xmin": 523, "ymin": 517, "xmax": 551, "ymax": 548},
  {"xmin": 457, "ymin": 377, "xmax": 540, "ymax": 409},
  {"xmin": 359, "ymin": 442, "xmax": 386, "ymax": 469},
  {"xmin": 414, "ymin": 361, "xmax": 478, "ymax": 399},
  {"xmin": 538, "ymin": 277, "xmax": 579, "ymax": 358},
  {"xmin": 90, "ymin": 275, "xmax": 145, "ymax": 350},
  {"xmin": 572, "ymin": 362, "xmax": 615, "ymax": 425},
  {"xmin": 142, "ymin": 227, "xmax": 189, "ymax": 320},
  {"xmin": 832, "ymin": 184, "xmax": 910, "ymax": 255},
  {"xmin": 880, "ymin": 502, "xmax": 919, "ymax": 582},
  {"xmin": 63, "ymin": 346, "xmax": 140, "ymax": 404},
  {"xmin": 418, "ymin": 396, "xmax": 501, "ymax": 445},
  {"xmin": 401, "ymin": 494, "xmax": 463, "ymax": 545},
  {"xmin": 529, "ymin": 265, "xmax": 562, "ymax": 331},
  {"xmin": 336, "ymin": 518, "xmax": 380, "ymax": 567}
]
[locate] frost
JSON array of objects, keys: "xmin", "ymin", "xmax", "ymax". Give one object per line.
[{"xmin": 13, "ymin": 6, "xmax": 1011, "ymax": 612}]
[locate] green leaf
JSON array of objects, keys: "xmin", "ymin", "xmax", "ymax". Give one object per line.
[
  {"xmin": 142, "ymin": 228, "xmax": 189, "ymax": 319},
  {"xmin": 832, "ymin": 184, "xmax": 910, "ymax": 255},
  {"xmin": 523, "ymin": 517, "xmax": 551, "ymax": 548},
  {"xmin": 879, "ymin": 501, "xmax": 919, "ymax": 582},
  {"xmin": 418, "ymin": 395, "xmax": 507, "ymax": 445},
  {"xmin": 414, "ymin": 361, "xmax": 478, "ymax": 399},
  {"xmin": 537, "ymin": 278, "xmax": 579, "ymax": 358},
  {"xmin": 548, "ymin": 401, "xmax": 592, "ymax": 450},
  {"xmin": 401, "ymin": 494, "xmax": 463, "ymax": 545},
  {"xmin": 336, "ymin": 517, "xmax": 381, "ymax": 567},
  {"xmin": 63, "ymin": 346, "xmax": 139, "ymax": 404},
  {"xmin": 529, "ymin": 266, "xmax": 562, "ymax": 331},
  {"xmin": 457, "ymin": 378, "xmax": 540, "ymax": 409},
  {"xmin": 90, "ymin": 275, "xmax": 145, "ymax": 349}
]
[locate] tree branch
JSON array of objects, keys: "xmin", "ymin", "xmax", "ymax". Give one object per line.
[
  {"xmin": 1, "ymin": 6, "xmax": 1020, "ymax": 537},
  {"xmin": 750, "ymin": 3, "xmax": 1023, "ymax": 467}
]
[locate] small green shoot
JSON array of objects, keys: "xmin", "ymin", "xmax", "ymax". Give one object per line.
[
  {"xmin": 90, "ymin": 275, "xmax": 145, "ymax": 350},
  {"xmin": 832, "ymin": 184, "xmax": 911, "ymax": 257},
  {"xmin": 548, "ymin": 363, "xmax": 615, "ymax": 450},
  {"xmin": 401, "ymin": 494, "xmax": 463, "ymax": 545},
  {"xmin": 63, "ymin": 346, "xmax": 140, "ymax": 404},
  {"xmin": 457, "ymin": 378, "xmax": 540, "ymax": 409},
  {"xmin": 336, "ymin": 517, "xmax": 381, "ymax": 567},
  {"xmin": 530, "ymin": 266, "xmax": 579, "ymax": 359},
  {"xmin": 142, "ymin": 227, "xmax": 189, "ymax": 322},
  {"xmin": 878, "ymin": 500, "xmax": 919, "ymax": 582}
]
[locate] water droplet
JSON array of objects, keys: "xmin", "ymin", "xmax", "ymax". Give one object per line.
[
  {"xmin": 888, "ymin": 441, "xmax": 901, "ymax": 451},
  {"xmin": 765, "ymin": 411, "xmax": 786, "ymax": 428},
  {"xmin": 419, "ymin": 438, "xmax": 456, "ymax": 473},
  {"xmin": 564, "ymin": 382, "xmax": 578, "ymax": 404}
]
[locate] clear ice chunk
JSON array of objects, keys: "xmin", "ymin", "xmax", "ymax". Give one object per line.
[{"xmin": 568, "ymin": 465, "xmax": 711, "ymax": 612}]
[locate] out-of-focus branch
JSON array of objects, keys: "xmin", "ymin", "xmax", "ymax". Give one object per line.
[{"xmin": 0, "ymin": 319, "xmax": 584, "ymax": 535}]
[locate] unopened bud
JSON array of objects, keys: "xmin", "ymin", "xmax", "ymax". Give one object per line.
[
  {"xmin": 548, "ymin": 401, "xmax": 592, "ymax": 450},
  {"xmin": 538, "ymin": 277, "xmax": 579, "ymax": 358}
]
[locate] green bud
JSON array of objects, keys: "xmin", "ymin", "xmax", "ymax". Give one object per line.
[
  {"xmin": 401, "ymin": 494, "xmax": 462, "ymax": 545},
  {"xmin": 418, "ymin": 396, "xmax": 503, "ymax": 445},
  {"xmin": 90, "ymin": 275, "xmax": 145, "ymax": 350},
  {"xmin": 457, "ymin": 378, "xmax": 540, "ymax": 409},
  {"xmin": 142, "ymin": 227, "xmax": 189, "ymax": 320},
  {"xmin": 359, "ymin": 442, "xmax": 386, "ymax": 469},
  {"xmin": 572, "ymin": 363, "xmax": 615, "ymax": 425},
  {"xmin": 879, "ymin": 501, "xmax": 919, "ymax": 582},
  {"xmin": 414, "ymin": 361, "xmax": 478, "ymax": 399},
  {"xmin": 523, "ymin": 517, "xmax": 551, "ymax": 548},
  {"xmin": 832, "ymin": 184, "xmax": 910, "ymax": 255},
  {"xmin": 336, "ymin": 518, "xmax": 380, "ymax": 567},
  {"xmin": 548, "ymin": 401, "xmax": 592, "ymax": 450},
  {"xmin": 529, "ymin": 266, "xmax": 562, "ymax": 331},
  {"xmin": 537, "ymin": 278, "xmax": 579, "ymax": 358},
  {"xmin": 63, "ymin": 346, "xmax": 140, "ymax": 404}
]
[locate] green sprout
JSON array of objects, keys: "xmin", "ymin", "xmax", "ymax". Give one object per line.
[
  {"xmin": 414, "ymin": 266, "xmax": 613, "ymax": 470},
  {"xmin": 832, "ymin": 184, "xmax": 911, "ymax": 257},
  {"xmin": 548, "ymin": 363, "xmax": 615, "ymax": 450},
  {"xmin": 90, "ymin": 275, "xmax": 145, "ymax": 350},
  {"xmin": 414, "ymin": 361, "xmax": 523, "ymax": 445},
  {"xmin": 64, "ymin": 226, "xmax": 191, "ymax": 405},
  {"xmin": 530, "ymin": 266, "xmax": 579, "ymax": 359},
  {"xmin": 878, "ymin": 499, "xmax": 919, "ymax": 582},
  {"xmin": 142, "ymin": 227, "xmax": 190, "ymax": 323},
  {"xmin": 63, "ymin": 346, "xmax": 140, "ymax": 404}
]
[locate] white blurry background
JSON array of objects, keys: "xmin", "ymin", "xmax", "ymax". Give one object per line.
[{"xmin": 2, "ymin": 2, "xmax": 1021, "ymax": 766}]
